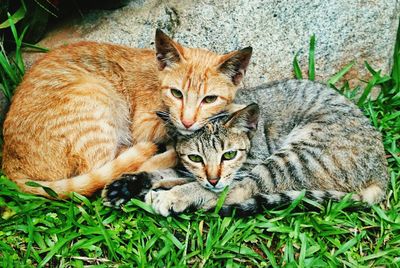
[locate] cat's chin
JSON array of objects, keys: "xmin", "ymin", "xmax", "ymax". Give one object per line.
[
  {"xmin": 176, "ymin": 126, "xmax": 201, "ymax": 135},
  {"xmin": 204, "ymin": 184, "xmax": 225, "ymax": 193},
  {"xmin": 177, "ymin": 128, "xmax": 193, "ymax": 135}
]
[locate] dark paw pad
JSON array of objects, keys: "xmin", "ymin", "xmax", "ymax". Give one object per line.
[{"xmin": 102, "ymin": 172, "xmax": 152, "ymax": 208}]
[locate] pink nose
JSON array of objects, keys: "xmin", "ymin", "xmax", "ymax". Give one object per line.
[
  {"xmin": 208, "ymin": 179, "xmax": 219, "ymax": 186},
  {"xmin": 182, "ymin": 120, "xmax": 194, "ymax": 129}
]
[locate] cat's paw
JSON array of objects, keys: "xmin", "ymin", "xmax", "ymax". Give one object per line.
[
  {"xmin": 102, "ymin": 172, "xmax": 152, "ymax": 208},
  {"xmin": 144, "ymin": 189, "xmax": 192, "ymax": 217}
]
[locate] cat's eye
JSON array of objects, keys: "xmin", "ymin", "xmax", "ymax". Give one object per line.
[
  {"xmin": 188, "ymin": 154, "xmax": 203, "ymax": 163},
  {"xmin": 202, "ymin": 95, "xmax": 218, "ymax": 104},
  {"xmin": 222, "ymin": 151, "xmax": 237, "ymax": 161},
  {"xmin": 171, "ymin": 88, "xmax": 183, "ymax": 99}
]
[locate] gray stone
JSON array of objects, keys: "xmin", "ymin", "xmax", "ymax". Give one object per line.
[{"xmin": 24, "ymin": 0, "xmax": 399, "ymax": 87}]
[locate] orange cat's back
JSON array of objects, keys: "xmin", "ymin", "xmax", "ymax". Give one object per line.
[{"xmin": 3, "ymin": 42, "xmax": 160, "ymax": 195}]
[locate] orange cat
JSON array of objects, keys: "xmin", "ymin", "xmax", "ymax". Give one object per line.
[{"xmin": 2, "ymin": 30, "xmax": 252, "ymax": 198}]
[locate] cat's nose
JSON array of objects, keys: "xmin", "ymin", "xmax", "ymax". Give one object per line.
[
  {"xmin": 182, "ymin": 119, "xmax": 194, "ymax": 129},
  {"xmin": 208, "ymin": 179, "xmax": 219, "ymax": 186}
]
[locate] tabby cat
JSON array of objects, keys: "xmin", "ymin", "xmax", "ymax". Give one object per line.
[
  {"xmin": 103, "ymin": 80, "xmax": 388, "ymax": 216},
  {"xmin": 2, "ymin": 29, "xmax": 252, "ymax": 198}
]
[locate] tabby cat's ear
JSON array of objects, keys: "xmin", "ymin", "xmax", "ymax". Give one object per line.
[
  {"xmin": 155, "ymin": 29, "xmax": 184, "ymax": 70},
  {"xmin": 218, "ymin": 47, "xmax": 252, "ymax": 86},
  {"xmin": 224, "ymin": 103, "xmax": 259, "ymax": 137}
]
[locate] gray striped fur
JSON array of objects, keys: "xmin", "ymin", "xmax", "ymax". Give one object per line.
[{"xmin": 105, "ymin": 80, "xmax": 388, "ymax": 216}]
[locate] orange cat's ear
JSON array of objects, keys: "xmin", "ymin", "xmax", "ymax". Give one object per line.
[
  {"xmin": 217, "ymin": 47, "xmax": 252, "ymax": 86},
  {"xmin": 155, "ymin": 29, "xmax": 185, "ymax": 70}
]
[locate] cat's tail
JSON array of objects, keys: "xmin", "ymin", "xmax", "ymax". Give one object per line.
[
  {"xmin": 219, "ymin": 189, "xmax": 373, "ymax": 217},
  {"xmin": 15, "ymin": 142, "xmax": 158, "ymax": 199}
]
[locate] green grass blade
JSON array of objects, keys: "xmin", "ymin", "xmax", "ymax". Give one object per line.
[
  {"xmin": 94, "ymin": 207, "xmax": 118, "ymax": 260},
  {"xmin": 293, "ymin": 52, "xmax": 303, "ymax": 79},
  {"xmin": 0, "ymin": 5, "xmax": 26, "ymax": 29},
  {"xmin": 38, "ymin": 233, "xmax": 80, "ymax": 267},
  {"xmin": 0, "ymin": 69, "xmax": 12, "ymax": 100},
  {"xmin": 327, "ymin": 61, "xmax": 355, "ymax": 85},
  {"xmin": 333, "ymin": 232, "xmax": 363, "ymax": 257},
  {"xmin": 7, "ymin": 13, "xmax": 26, "ymax": 76},
  {"xmin": 391, "ymin": 20, "xmax": 400, "ymax": 91},
  {"xmin": 0, "ymin": 47, "xmax": 18, "ymax": 84},
  {"xmin": 22, "ymin": 42, "xmax": 50, "ymax": 52},
  {"xmin": 214, "ymin": 187, "xmax": 229, "ymax": 214},
  {"xmin": 24, "ymin": 181, "xmax": 59, "ymax": 198},
  {"xmin": 308, "ymin": 34, "xmax": 316, "ymax": 81}
]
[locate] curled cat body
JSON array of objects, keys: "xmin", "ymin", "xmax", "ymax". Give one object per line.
[
  {"xmin": 2, "ymin": 30, "xmax": 252, "ymax": 198},
  {"xmin": 103, "ymin": 80, "xmax": 388, "ymax": 216}
]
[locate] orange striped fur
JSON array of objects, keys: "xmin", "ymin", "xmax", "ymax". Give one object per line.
[{"xmin": 2, "ymin": 30, "xmax": 252, "ymax": 198}]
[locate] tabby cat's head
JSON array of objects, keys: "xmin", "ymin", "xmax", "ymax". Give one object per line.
[
  {"xmin": 155, "ymin": 29, "xmax": 252, "ymax": 134},
  {"xmin": 173, "ymin": 104, "xmax": 259, "ymax": 192}
]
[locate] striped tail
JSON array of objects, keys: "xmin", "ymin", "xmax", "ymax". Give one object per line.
[
  {"xmin": 15, "ymin": 142, "xmax": 157, "ymax": 199},
  {"xmin": 219, "ymin": 190, "xmax": 362, "ymax": 217}
]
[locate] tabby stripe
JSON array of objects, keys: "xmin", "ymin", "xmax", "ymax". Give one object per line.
[
  {"xmin": 48, "ymin": 116, "xmax": 98, "ymax": 131},
  {"xmin": 70, "ymin": 97, "xmax": 110, "ymax": 108},
  {"xmin": 211, "ymin": 136, "xmax": 218, "ymax": 151},
  {"xmin": 302, "ymin": 94, "xmax": 321, "ymax": 120},
  {"xmin": 202, "ymin": 70, "xmax": 209, "ymax": 95},
  {"xmin": 273, "ymin": 155, "xmax": 293, "ymax": 180},
  {"xmin": 262, "ymin": 158, "xmax": 285, "ymax": 182},
  {"xmin": 76, "ymin": 138, "xmax": 113, "ymax": 152},
  {"xmin": 274, "ymin": 151, "xmax": 304, "ymax": 186},
  {"xmin": 194, "ymin": 140, "xmax": 201, "ymax": 155},
  {"xmin": 286, "ymin": 152, "xmax": 304, "ymax": 185},
  {"xmin": 291, "ymin": 140, "xmax": 325, "ymax": 150},
  {"xmin": 263, "ymin": 125, "xmax": 274, "ymax": 153},
  {"xmin": 295, "ymin": 150, "xmax": 313, "ymax": 178},
  {"xmin": 182, "ymin": 65, "xmax": 193, "ymax": 92},
  {"xmin": 43, "ymin": 107, "xmax": 104, "ymax": 124},
  {"xmin": 331, "ymin": 154, "xmax": 349, "ymax": 183},
  {"xmin": 75, "ymin": 125, "xmax": 110, "ymax": 138},
  {"xmin": 302, "ymin": 147, "xmax": 332, "ymax": 177},
  {"xmin": 88, "ymin": 147, "xmax": 114, "ymax": 163}
]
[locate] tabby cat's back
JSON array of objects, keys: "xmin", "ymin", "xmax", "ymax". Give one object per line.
[{"xmin": 237, "ymin": 80, "xmax": 387, "ymax": 199}]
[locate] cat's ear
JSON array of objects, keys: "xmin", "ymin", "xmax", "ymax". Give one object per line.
[
  {"xmin": 155, "ymin": 29, "xmax": 184, "ymax": 70},
  {"xmin": 217, "ymin": 47, "xmax": 252, "ymax": 86},
  {"xmin": 224, "ymin": 103, "xmax": 259, "ymax": 137}
]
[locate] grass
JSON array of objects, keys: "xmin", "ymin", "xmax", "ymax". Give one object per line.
[{"xmin": 0, "ymin": 23, "xmax": 399, "ymax": 267}]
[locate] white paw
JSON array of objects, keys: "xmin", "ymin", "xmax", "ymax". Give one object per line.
[{"xmin": 145, "ymin": 189, "xmax": 190, "ymax": 217}]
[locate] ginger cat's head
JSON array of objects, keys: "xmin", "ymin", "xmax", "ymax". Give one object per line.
[
  {"xmin": 172, "ymin": 104, "xmax": 260, "ymax": 192},
  {"xmin": 155, "ymin": 29, "xmax": 252, "ymax": 134}
]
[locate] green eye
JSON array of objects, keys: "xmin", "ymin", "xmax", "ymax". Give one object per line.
[
  {"xmin": 188, "ymin": 154, "xmax": 203, "ymax": 163},
  {"xmin": 202, "ymin": 95, "xmax": 218, "ymax": 104},
  {"xmin": 171, "ymin": 88, "xmax": 183, "ymax": 99},
  {"xmin": 222, "ymin": 151, "xmax": 237, "ymax": 161}
]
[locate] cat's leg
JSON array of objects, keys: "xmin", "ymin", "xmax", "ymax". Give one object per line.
[
  {"xmin": 224, "ymin": 177, "xmax": 259, "ymax": 205},
  {"xmin": 145, "ymin": 182, "xmax": 218, "ymax": 216},
  {"xmin": 145, "ymin": 177, "xmax": 259, "ymax": 217},
  {"xmin": 102, "ymin": 168, "xmax": 192, "ymax": 207},
  {"xmin": 138, "ymin": 148, "xmax": 178, "ymax": 172}
]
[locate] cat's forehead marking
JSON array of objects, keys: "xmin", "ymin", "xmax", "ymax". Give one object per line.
[{"xmin": 181, "ymin": 64, "xmax": 210, "ymax": 96}]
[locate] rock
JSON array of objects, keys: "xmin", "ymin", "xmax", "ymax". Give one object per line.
[{"xmin": 23, "ymin": 0, "xmax": 399, "ymax": 88}]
